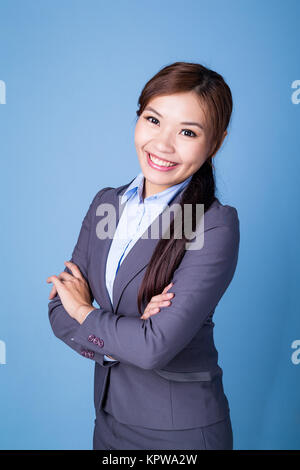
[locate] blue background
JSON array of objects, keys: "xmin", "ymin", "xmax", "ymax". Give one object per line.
[{"xmin": 0, "ymin": 0, "xmax": 299, "ymax": 450}]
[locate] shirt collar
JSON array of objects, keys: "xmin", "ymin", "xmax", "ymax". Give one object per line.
[
  {"xmin": 121, "ymin": 171, "xmax": 193, "ymax": 205},
  {"xmin": 121, "ymin": 172, "xmax": 145, "ymax": 205}
]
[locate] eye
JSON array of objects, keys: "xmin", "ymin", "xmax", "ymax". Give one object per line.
[
  {"xmin": 144, "ymin": 115, "xmax": 159, "ymax": 125},
  {"xmin": 181, "ymin": 129, "xmax": 196, "ymax": 138},
  {"xmin": 143, "ymin": 115, "xmax": 197, "ymax": 138}
]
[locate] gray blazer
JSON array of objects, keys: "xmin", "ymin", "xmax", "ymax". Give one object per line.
[{"xmin": 48, "ymin": 180, "xmax": 240, "ymax": 430}]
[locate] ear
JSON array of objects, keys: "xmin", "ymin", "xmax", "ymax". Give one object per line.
[
  {"xmin": 221, "ymin": 130, "xmax": 227, "ymax": 143},
  {"xmin": 210, "ymin": 130, "xmax": 228, "ymax": 159}
]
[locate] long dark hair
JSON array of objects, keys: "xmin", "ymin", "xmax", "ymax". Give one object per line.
[{"xmin": 136, "ymin": 61, "xmax": 233, "ymax": 315}]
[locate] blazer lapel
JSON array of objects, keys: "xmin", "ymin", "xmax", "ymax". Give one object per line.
[
  {"xmin": 95, "ymin": 184, "xmax": 128, "ymax": 313},
  {"xmin": 111, "ymin": 186, "xmax": 184, "ymax": 314}
]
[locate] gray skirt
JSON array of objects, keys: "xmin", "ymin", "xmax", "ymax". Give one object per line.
[{"xmin": 93, "ymin": 407, "xmax": 233, "ymax": 450}]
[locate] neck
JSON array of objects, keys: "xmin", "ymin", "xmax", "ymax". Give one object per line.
[{"xmin": 143, "ymin": 178, "xmax": 171, "ymax": 200}]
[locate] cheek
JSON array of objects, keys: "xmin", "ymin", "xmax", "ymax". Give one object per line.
[
  {"xmin": 180, "ymin": 146, "xmax": 203, "ymax": 165},
  {"xmin": 136, "ymin": 119, "xmax": 154, "ymax": 142},
  {"xmin": 189, "ymin": 140, "xmax": 209, "ymax": 160},
  {"xmin": 134, "ymin": 125, "xmax": 140, "ymax": 145}
]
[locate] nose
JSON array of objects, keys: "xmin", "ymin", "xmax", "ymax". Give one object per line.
[{"xmin": 153, "ymin": 127, "xmax": 175, "ymax": 153}]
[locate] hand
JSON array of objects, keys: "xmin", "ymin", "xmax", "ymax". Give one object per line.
[
  {"xmin": 46, "ymin": 261, "xmax": 95, "ymax": 324},
  {"xmin": 140, "ymin": 282, "xmax": 175, "ymax": 320},
  {"xmin": 47, "ymin": 263, "xmax": 81, "ymax": 300}
]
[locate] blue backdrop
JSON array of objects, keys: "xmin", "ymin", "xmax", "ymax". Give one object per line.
[{"xmin": 0, "ymin": 0, "xmax": 299, "ymax": 450}]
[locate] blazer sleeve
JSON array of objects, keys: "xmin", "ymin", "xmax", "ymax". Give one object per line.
[
  {"xmin": 59, "ymin": 193, "xmax": 240, "ymax": 371},
  {"xmin": 48, "ymin": 186, "xmax": 119, "ymax": 368}
]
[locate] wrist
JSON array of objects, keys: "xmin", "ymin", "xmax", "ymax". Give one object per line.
[{"xmin": 76, "ymin": 305, "xmax": 96, "ymax": 324}]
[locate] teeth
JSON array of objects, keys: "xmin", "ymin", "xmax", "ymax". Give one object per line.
[{"xmin": 148, "ymin": 153, "xmax": 177, "ymax": 167}]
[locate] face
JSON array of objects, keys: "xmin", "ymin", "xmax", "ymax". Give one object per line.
[{"xmin": 134, "ymin": 91, "xmax": 222, "ymax": 199}]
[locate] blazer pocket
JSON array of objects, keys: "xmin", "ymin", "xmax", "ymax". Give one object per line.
[{"xmin": 153, "ymin": 365, "xmax": 223, "ymax": 382}]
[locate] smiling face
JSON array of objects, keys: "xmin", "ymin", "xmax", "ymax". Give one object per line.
[{"xmin": 134, "ymin": 91, "xmax": 218, "ymax": 199}]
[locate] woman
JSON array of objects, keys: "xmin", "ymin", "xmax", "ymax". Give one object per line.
[{"xmin": 47, "ymin": 61, "xmax": 240, "ymax": 450}]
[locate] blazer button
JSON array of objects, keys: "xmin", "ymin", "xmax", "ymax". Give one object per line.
[
  {"xmin": 97, "ymin": 338, "xmax": 104, "ymax": 348},
  {"xmin": 88, "ymin": 351, "xmax": 95, "ymax": 359},
  {"xmin": 81, "ymin": 350, "xmax": 87, "ymax": 357},
  {"xmin": 92, "ymin": 337, "xmax": 99, "ymax": 345},
  {"xmin": 88, "ymin": 334, "xmax": 96, "ymax": 342}
]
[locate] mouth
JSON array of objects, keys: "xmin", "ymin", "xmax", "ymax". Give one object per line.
[{"xmin": 146, "ymin": 151, "xmax": 179, "ymax": 171}]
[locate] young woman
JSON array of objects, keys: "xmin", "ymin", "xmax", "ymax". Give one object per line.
[{"xmin": 47, "ymin": 61, "xmax": 240, "ymax": 450}]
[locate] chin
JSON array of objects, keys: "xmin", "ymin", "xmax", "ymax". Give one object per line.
[{"xmin": 144, "ymin": 169, "xmax": 174, "ymax": 182}]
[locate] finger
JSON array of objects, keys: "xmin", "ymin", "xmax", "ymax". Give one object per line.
[
  {"xmin": 141, "ymin": 307, "xmax": 160, "ymax": 320},
  {"xmin": 149, "ymin": 292, "xmax": 175, "ymax": 303},
  {"xmin": 144, "ymin": 300, "xmax": 162, "ymax": 314},
  {"xmin": 143, "ymin": 301, "xmax": 159, "ymax": 316},
  {"xmin": 162, "ymin": 282, "xmax": 173, "ymax": 293},
  {"xmin": 46, "ymin": 275, "xmax": 65, "ymax": 295},
  {"xmin": 155, "ymin": 299, "xmax": 172, "ymax": 309},
  {"xmin": 150, "ymin": 284, "xmax": 174, "ymax": 303},
  {"xmin": 48, "ymin": 285, "xmax": 57, "ymax": 300},
  {"xmin": 64, "ymin": 261, "xmax": 83, "ymax": 279},
  {"xmin": 59, "ymin": 271, "xmax": 76, "ymax": 282},
  {"xmin": 153, "ymin": 291, "xmax": 174, "ymax": 304},
  {"xmin": 48, "ymin": 273, "xmax": 73, "ymax": 300},
  {"xmin": 144, "ymin": 307, "xmax": 160, "ymax": 319},
  {"xmin": 142, "ymin": 297, "xmax": 173, "ymax": 319}
]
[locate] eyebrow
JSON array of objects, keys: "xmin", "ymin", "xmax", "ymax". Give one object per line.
[{"xmin": 144, "ymin": 106, "xmax": 204, "ymax": 130}]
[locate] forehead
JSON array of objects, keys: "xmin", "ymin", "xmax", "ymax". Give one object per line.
[{"xmin": 146, "ymin": 92, "xmax": 207, "ymax": 123}]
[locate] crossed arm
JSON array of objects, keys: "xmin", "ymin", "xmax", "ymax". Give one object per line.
[{"xmin": 48, "ymin": 190, "xmax": 240, "ymax": 370}]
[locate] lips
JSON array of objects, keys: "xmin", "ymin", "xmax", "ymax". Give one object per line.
[
  {"xmin": 146, "ymin": 152, "xmax": 178, "ymax": 165},
  {"xmin": 146, "ymin": 152, "xmax": 178, "ymax": 171}
]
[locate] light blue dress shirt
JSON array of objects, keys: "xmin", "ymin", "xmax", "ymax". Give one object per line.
[{"xmin": 86, "ymin": 171, "xmax": 193, "ymax": 362}]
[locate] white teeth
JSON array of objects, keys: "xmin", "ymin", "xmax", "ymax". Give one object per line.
[{"xmin": 148, "ymin": 153, "xmax": 177, "ymax": 167}]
